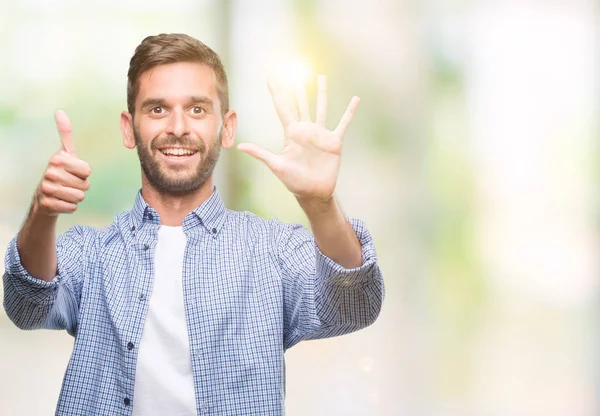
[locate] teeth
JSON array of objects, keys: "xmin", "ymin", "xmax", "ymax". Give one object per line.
[{"xmin": 161, "ymin": 148, "xmax": 195, "ymax": 156}]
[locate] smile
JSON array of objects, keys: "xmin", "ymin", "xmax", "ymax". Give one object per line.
[
  {"xmin": 156, "ymin": 147, "xmax": 200, "ymax": 165},
  {"xmin": 158, "ymin": 147, "xmax": 198, "ymax": 157}
]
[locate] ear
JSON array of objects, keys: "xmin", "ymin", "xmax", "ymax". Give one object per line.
[
  {"xmin": 220, "ymin": 110, "xmax": 237, "ymax": 149},
  {"xmin": 121, "ymin": 111, "xmax": 136, "ymax": 149}
]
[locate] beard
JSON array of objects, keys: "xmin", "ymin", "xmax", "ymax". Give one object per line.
[{"xmin": 134, "ymin": 125, "xmax": 222, "ymax": 195}]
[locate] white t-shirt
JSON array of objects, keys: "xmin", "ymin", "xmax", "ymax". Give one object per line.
[{"xmin": 133, "ymin": 225, "xmax": 196, "ymax": 415}]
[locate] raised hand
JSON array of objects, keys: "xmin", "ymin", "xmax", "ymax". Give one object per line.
[
  {"xmin": 237, "ymin": 75, "xmax": 360, "ymax": 202},
  {"xmin": 35, "ymin": 110, "xmax": 92, "ymax": 216}
]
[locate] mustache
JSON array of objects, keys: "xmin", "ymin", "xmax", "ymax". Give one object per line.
[{"xmin": 151, "ymin": 135, "xmax": 206, "ymax": 152}]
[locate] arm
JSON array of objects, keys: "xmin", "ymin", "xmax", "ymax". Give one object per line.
[
  {"xmin": 3, "ymin": 110, "xmax": 92, "ymax": 334},
  {"xmin": 19, "ymin": 109, "xmax": 91, "ymax": 281},
  {"xmin": 4, "ymin": 225, "xmax": 91, "ymax": 334},
  {"xmin": 239, "ymin": 75, "xmax": 384, "ymax": 348},
  {"xmin": 276, "ymin": 217, "xmax": 383, "ymax": 349},
  {"xmin": 238, "ymin": 75, "xmax": 365, "ymax": 270},
  {"xmin": 297, "ymin": 197, "xmax": 361, "ymax": 269},
  {"xmin": 17, "ymin": 202, "xmax": 60, "ymax": 282}
]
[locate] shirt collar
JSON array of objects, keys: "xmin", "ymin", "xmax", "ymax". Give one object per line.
[
  {"xmin": 188, "ymin": 187, "xmax": 227, "ymax": 236},
  {"xmin": 129, "ymin": 187, "xmax": 227, "ymax": 236}
]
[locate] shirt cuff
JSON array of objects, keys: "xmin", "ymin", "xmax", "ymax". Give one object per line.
[
  {"xmin": 4, "ymin": 236, "xmax": 59, "ymax": 304},
  {"xmin": 315, "ymin": 217, "xmax": 379, "ymax": 288}
]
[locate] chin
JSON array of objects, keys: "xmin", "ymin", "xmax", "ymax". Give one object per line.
[{"xmin": 154, "ymin": 174, "xmax": 211, "ymax": 195}]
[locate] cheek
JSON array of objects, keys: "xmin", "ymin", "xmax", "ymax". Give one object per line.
[
  {"xmin": 197, "ymin": 122, "xmax": 222, "ymax": 142},
  {"xmin": 136, "ymin": 123, "xmax": 162, "ymax": 146}
]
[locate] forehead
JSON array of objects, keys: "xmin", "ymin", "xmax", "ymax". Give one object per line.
[{"xmin": 136, "ymin": 62, "xmax": 219, "ymax": 105}]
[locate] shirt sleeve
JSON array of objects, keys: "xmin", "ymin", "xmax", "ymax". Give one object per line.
[
  {"xmin": 277, "ymin": 217, "xmax": 384, "ymax": 350},
  {"xmin": 2, "ymin": 225, "xmax": 93, "ymax": 336}
]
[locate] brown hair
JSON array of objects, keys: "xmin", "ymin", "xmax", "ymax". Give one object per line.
[{"xmin": 127, "ymin": 33, "xmax": 229, "ymax": 116}]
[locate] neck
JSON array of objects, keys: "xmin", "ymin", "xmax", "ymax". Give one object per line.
[{"xmin": 140, "ymin": 176, "xmax": 215, "ymax": 226}]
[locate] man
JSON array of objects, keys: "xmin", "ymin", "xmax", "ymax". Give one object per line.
[{"xmin": 3, "ymin": 33, "xmax": 384, "ymax": 415}]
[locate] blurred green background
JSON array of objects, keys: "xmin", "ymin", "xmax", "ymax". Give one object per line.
[{"xmin": 1, "ymin": 0, "xmax": 599, "ymax": 415}]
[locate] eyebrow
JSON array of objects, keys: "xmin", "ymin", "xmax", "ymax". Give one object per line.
[
  {"xmin": 140, "ymin": 98, "xmax": 166, "ymax": 109},
  {"xmin": 190, "ymin": 96, "xmax": 214, "ymax": 106},
  {"xmin": 140, "ymin": 96, "xmax": 215, "ymax": 111}
]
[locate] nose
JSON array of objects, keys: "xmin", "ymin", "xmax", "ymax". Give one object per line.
[{"xmin": 167, "ymin": 108, "xmax": 190, "ymax": 138}]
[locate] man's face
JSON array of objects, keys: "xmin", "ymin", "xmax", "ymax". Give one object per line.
[{"xmin": 128, "ymin": 62, "xmax": 226, "ymax": 195}]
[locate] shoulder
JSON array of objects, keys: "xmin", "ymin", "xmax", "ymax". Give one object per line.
[
  {"xmin": 77, "ymin": 210, "xmax": 130, "ymax": 248},
  {"xmin": 224, "ymin": 209, "xmax": 312, "ymax": 250}
]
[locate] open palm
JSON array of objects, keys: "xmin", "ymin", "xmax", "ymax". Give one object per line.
[{"xmin": 237, "ymin": 75, "xmax": 360, "ymax": 202}]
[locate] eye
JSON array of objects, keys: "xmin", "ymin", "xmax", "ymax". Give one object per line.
[
  {"xmin": 151, "ymin": 106, "xmax": 164, "ymax": 115},
  {"xmin": 191, "ymin": 106, "xmax": 204, "ymax": 115}
]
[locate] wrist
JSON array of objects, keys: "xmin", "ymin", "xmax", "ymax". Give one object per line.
[
  {"xmin": 31, "ymin": 191, "xmax": 59, "ymax": 222},
  {"xmin": 297, "ymin": 196, "xmax": 346, "ymax": 228},
  {"xmin": 297, "ymin": 195, "xmax": 335, "ymax": 214}
]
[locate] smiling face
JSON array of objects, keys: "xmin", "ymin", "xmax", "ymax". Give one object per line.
[{"xmin": 121, "ymin": 61, "xmax": 235, "ymax": 196}]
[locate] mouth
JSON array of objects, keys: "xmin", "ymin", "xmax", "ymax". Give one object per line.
[{"xmin": 156, "ymin": 147, "xmax": 199, "ymax": 164}]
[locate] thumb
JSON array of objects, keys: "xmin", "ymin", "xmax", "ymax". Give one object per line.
[
  {"xmin": 237, "ymin": 143, "xmax": 278, "ymax": 170},
  {"xmin": 54, "ymin": 109, "xmax": 77, "ymax": 156}
]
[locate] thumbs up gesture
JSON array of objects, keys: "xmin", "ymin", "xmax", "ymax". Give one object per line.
[{"xmin": 35, "ymin": 110, "xmax": 92, "ymax": 216}]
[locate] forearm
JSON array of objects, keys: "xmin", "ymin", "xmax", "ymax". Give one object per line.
[
  {"xmin": 298, "ymin": 197, "xmax": 362, "ymax": 269},
  {"xmin": 17, "ymin": 198, "xmax": 59, "ymax": 282}
]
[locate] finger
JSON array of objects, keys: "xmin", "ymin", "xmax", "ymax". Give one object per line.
[
  {"xmin": 334, "ymin": 96, "xmax": 360, "ymax": 139},
  {"xmin": 315, "ymin": 75, "xmax": 327, "ymax": 126},
  {"xmin": 236, "ymin": 143, "xmax": 279, "ymax": 170},
  {"xmin": 40, "ymin": 182, "xmax": 85, "ymax": 204},
  {"xmin": 54, "ymin": 109, "xmax": 77, "ymax": 156},
  {"xmin": 63, "ymin": 158, "xmax": 92, "ymax": 180},
  {"xmin": 51, "ymin": 186, "xmax": 86, "ymax": 204},
  {"xmin": 38, "ymin": 196, "xmax": 78, "ymax": 215},
  {"xmin": 267, "ymin": 77, "xmax": 295, "ymax": 127},
  {"xmin": 44, "ymin": 167, "xmax": 91, "ymax": 191},
  {"xmin": 294, "ymin": 83, "xmax": 311, "ymax": 122},
  {"xmin": 49, "ymin": 151, "xmax": 92, "ymax": 180}
]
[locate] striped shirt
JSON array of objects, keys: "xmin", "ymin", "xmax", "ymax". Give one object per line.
[{"xmin": 3, "ymin": 188, "xmax": 384, "ymax": 415}]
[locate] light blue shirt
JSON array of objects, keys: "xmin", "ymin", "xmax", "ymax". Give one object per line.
[{"xmin": 3, "ymin": 188, "xmax": 384, "ymax": 415}]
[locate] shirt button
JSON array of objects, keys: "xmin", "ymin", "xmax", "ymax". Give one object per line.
[
  {"xmin": 211, "ymin": 228, "xmax": 217, "ymax": 234},
  {"xmin": 124, "ymin": 397, "xmax": 131, "ymax": 406},
  {"xmin": 147, "ymin": 213, "xmax": 154, "ymax": 220},
  {"xmin": 127, "ymin": 342, "xmax": 134, "ymax": 350},
  {"xmin": 144, "ymin": 244, "xmax": 149, "ymax": 250},
  {"xmin": 131, "ymin": 225, "xmax": 136, "ymax": 232},
  {"xmin": 138, "ymin": 294, "xmax": 146, "ymax": 301}
]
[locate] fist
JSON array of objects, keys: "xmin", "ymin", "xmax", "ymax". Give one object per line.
[{"xmin": 35, "ymin": 110, "xmax": 91, "ymax": 216}]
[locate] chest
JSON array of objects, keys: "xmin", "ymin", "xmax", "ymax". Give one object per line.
[{"xmin": 80, "ymin": 233, "xmax": 284, "ymax": 351}]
